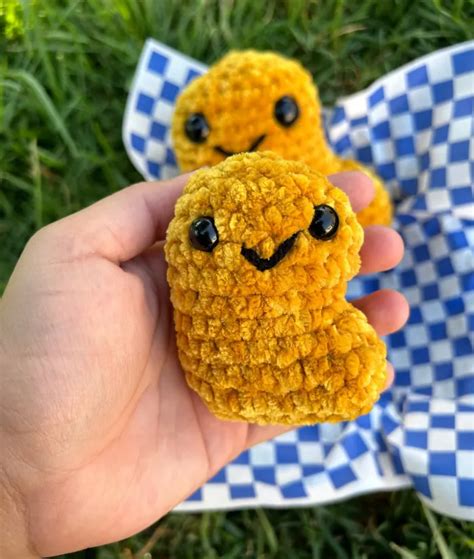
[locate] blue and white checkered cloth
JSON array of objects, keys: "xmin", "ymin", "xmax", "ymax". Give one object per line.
[{"xmin": 123, "ymin": 40, "xmax": 474, "ymax": 520}]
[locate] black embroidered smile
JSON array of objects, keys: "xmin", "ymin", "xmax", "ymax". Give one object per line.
[
  {"xmin": 214, "ymin": 134, "xmax": 266, "ymax": 157},
  {"xmin": 241, "ymin": 231, "xmax": 299, "ymax": 272}
]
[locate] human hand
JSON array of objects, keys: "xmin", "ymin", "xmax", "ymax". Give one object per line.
[{"xmin": 0, "ymin": 171, "xmax": 408, "ymax": 557}]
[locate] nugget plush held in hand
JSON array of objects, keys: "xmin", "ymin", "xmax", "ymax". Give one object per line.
[
  {"xmin": 165, "ymin": 152, "xmax": 387, "ymax": 425},
  {"xmin": 171, "ymin": 50, "xmax": 392, "ymax": 227}
]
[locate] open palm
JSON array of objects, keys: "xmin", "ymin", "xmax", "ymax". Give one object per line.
[{"xmin": 0, "ymin": 171, "xmax": 407, "ymax": 557}]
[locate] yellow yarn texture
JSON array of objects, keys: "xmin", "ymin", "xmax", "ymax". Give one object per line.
[
  {"xmin": 165, "ymin": 152, "xmax": 387, "ymax": 425},
  {"xmin": 171, "ymin": 50, "xmax": 392, "ymax": 228}
]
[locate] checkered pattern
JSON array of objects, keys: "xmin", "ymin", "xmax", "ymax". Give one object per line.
[
  {"xmin": 383, "ymin": 395, "xmax": 474, "ymax": 516},
  {"xmin": 123, "ymin": 41, "xmax": 474, "ymax": 520},
  {"xmin": 123, "ymin": 41, "xmax": 206, "ymax": 180}
]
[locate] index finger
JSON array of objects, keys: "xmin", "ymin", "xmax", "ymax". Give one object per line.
[{"xmin": 328, "ymin": 171, "xmax": 375, "ymax": 212}]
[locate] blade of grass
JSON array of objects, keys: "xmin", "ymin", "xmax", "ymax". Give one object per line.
[
  {"xmin": 314, "ymin": 509, "xmax": 349, "ymax": 559},
  {"xmin": 199, "ymin": 512, "xmax": 217, "ymax": 559},
  {"xmin": 255, "ymin": 508, "xmax": 279, "ymax": 554},
  {"xmin": 6, "ymin": 69, "xmax": 78, "ymax": 157},
  {"xmin": 389, "ymin": 542, "xmax": 419, "ymax": 559},
  {"xmin": 1, "ymin": 171, "xmax": 34, "ymax": 193},
  {"xmin": 29, "ymin": 139, "xmax": 43, "ymax": 230},
  {"xmin": 132, "ymin": 524, "xmax": 168, "ymax": 559},
  {"xmin": 421, "ymin": 500, "xmax": 454, "ymax": 559}
]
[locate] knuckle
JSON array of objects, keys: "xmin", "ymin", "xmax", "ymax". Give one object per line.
[{"xmin": 26, "ymin": 221, "xmax": 85, "ymax": 263}]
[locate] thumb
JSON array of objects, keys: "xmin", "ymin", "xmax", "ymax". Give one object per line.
[{"xmin": 38, "ymin": 173, "xmax": 192, "ymax": 264}]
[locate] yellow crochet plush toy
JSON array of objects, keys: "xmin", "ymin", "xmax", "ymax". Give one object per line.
[
  {"xmin": 165, "ymin": 152, "xmax": 387, "ymax": 425},
  {"xmin": 171, "ymin": 50, "xmax": 392, "ymax": 228}
]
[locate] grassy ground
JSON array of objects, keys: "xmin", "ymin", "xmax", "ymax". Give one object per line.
[{"xmin": 1, "ymin": 0, "xmax": 473, "ymax": 557}]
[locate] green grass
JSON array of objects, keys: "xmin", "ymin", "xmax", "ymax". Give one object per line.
[
  {"xmin": 1, "ymin": 0, "xmax": 474, "ymax": 557},
  {"xmin": 59, "ymin": 493, "xmax": 474, "ymax": 559}
]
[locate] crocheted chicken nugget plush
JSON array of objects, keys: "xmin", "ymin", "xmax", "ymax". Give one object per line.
[
  {"xmin": 165, "ymin": 152, "xmax": 387, "ymax": 425},
  {"xmin": 171, "ymin": 50, "xmax": 392, "ymax": 228}
]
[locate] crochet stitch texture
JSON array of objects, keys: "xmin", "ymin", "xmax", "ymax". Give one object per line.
[
  {"xmin": 171, "ymin": 50, "xmax": 392, "ymax": 227},
  {"xmin": 165, "ymin": 152, "xmax": 387, "ymax": 424}
]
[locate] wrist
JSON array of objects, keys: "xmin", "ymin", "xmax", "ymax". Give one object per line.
[
  {"xmin": 0, "ymin": 319, "xmax": 38, "ymax": 557},
  {"xmin": 1, "ymin": 455, "xmax": 39, "ymax": 558}
]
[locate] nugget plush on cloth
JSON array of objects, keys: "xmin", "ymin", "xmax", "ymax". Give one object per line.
[
  {"xmin": 171, "ymin": 50, "xmax": 392, "ymax": 228},
  {"xmin": 124, "ymin": 39, "xmax": 473, "ymax": 521},
  {"xmin": 165, "ymin": 152, "xmax": 387, "ymax": 424}
]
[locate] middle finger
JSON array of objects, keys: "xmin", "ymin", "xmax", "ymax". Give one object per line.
[{"xmin": 359, "ymin": 225, "xmax": 404, "ymax": 275}]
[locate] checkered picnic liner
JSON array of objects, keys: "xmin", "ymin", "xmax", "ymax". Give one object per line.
[{"xmin": 123, "ymin": 40, "xmax": 474, "ymax": 520}]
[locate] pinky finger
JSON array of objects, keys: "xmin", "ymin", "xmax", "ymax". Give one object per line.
[{"xmin": 383, "ymin": 362, "xmax": 395, "ymax": 391}]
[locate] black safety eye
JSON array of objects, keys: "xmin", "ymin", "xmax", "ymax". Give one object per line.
[
  {"xmin": 189, "ymin": 216, "xmax": 219, "ymax": 252},
  {"xmin": 274, "ymin": 96, "xmax": 299, "ymax": 127},
  {"xmin": 185, "ymin": 113, "xmax": 210, "ymax": 143},
  {"xmin": 309, "ymin": 205, "xmax": 339, "ymax": 240}
]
